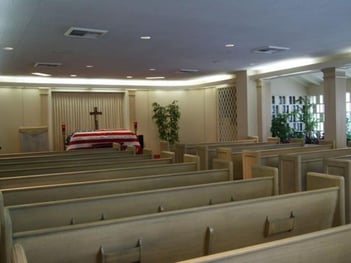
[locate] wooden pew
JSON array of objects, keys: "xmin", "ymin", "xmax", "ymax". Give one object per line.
[
  {"xmin": 0, "ymin": 147, "xmax": 120, "ymax": 159},
  {"xmin": 178, "ymin": 224, "xmax": 351, "ymax": 263},
  {"xmin": 0, "ymin": 160, "xmax": 200, "ymax": 189},
  {"xmin": 324, "ymin": 156, "xmax": 351, "ymax": 223},
  {"xmin": 3, "ymin": 167, "xmax": 276, "ymax": 263},
  {"xmin": 11, "ymin": 244, "xmax": 27, "ymax": 263},
  {"xmin": 6, "ymin": 166, "xmax": 276, "ymax": 234},
  {"xmin": 242, "ymin": 142, "xmax": 334, "ymax": 179},
  {"xmin": 0, "ymin": 150, "xmax": 152, "ymax": 170},
  {"xmin": 215, "ymin": 141, "xmax": 307, "ymax": 179},
  {"xmin": 279, "ymin": 148, "xmax": 351, "ymax": 194},
  {"xmin": 175, "ymin": 136, "xmax": 259, "ymax": 163},
  {"xmin": 0, "ymin": 165, "xmax": 233, "ymax": 206},
  {"xmin": 6, "ymin": 173, "xmax": 344, "ymax": 263},
  {"xmin": 0, "ymin": 157, "xmax": 174, "ymax": 177},
  {"xmin": 179, "ymin": 172, "xmax": 346, "ymax": 263},
  {"xmin": 197, "ymin": 141, "xmax": 304, "ymax": 172},
  {"xmin": 0, "ymin": 149, "xmax": 138, "ymax": 166}
]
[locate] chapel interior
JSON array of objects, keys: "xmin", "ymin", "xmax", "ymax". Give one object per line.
[{"xmin": 2, "ymin": 1, "xmax": 351, "ymax": 263}]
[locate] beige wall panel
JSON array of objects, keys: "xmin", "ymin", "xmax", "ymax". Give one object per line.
[
  {"xmin": 0, "ymin": 88, "xmax": 42, "ymax": 153},
  {"xmin": 135, "ymin": 88, "xmax": 217, "ymax": 154}
]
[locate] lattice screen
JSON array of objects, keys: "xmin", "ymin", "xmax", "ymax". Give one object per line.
[{"xmin": 217, "ymin": 86, "xmax": 238, "ymax": 141}]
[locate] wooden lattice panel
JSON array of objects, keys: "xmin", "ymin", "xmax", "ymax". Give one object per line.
[{"xmin": 217, "ymin": 86, "xmax": 238, "ymax": 141}]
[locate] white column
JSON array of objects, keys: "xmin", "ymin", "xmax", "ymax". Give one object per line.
[
  {"xmin": 235, "ymin": 71, "xmax": 249, "ymax": 139},
  {"xmin": 322, "ymin": 68, "xmax": 347, "ymax": 148},
  {"xmin": 256, "ymin": 79, "xmax": 271, "ymax": 142}
]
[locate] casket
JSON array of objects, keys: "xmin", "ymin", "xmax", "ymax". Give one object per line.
[{"xmin": 65, "ymin": 129, "xmax": 141, "ymax": 153}]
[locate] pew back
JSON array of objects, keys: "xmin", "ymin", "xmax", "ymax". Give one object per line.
[
  {"xmin": 10, "ymin": 179, "xmax": 344, "ymax": 263},
  {"xmin": 1, "ymin": 168, "xmax": 233, "ymax": 206},
  {"xmin": 0, "ymin": 157, "xmax": 173, "ymax": 177},
  {"xmin": 279, "ymin": 148, "xmax": 351, "ymax": 194},
  {"xmin": 0, "ymin": 161, "xmax": 199, "ymax": 189},
  {"xmin": 8, "ymin": 175, "xmax": 276, "ymax": 233},
  {"xmin": 175, "ymin": 137, "xmax": 259, "ymax": 163},
  {"xmin": 0, "ymin": 148, "xmax": 138, "ymax": 165},
  {"xmin": 198, "ymin": 141, "xmax": 295, "ymax": 171},
  {"xmin": 215, "ymin": 142, "xmax": 305, "ymax": 179},
  {"xmin": 177, "ymin": 224, "xmax": 351, "ymax": 263},
  {"xmin": 242, "ymin": 143, "xmax": 334, "ymax": 179},
  {"xmin": 0, "ymin": 151, "xmax": 152, "ymax": 170}
]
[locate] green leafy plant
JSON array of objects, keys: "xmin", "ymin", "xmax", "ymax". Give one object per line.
[
  {"xmin": 152, "ymin": 100, "xmax": 181, "ymax": 145},
  {"xmin": 270, "ymin": 113, "xmax": 292, "ymax": 143},
  {"xmin": 346, "ymin": 116, "xmax": 351, "ymax": 142},
  {"xmin": 293, "ymin": 96, "xmax": 319, "ymax": 144}
]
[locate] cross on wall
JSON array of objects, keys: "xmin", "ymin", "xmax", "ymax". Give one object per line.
[{"xmin": 90, "ymin": 107, "xmax": 102, "ymax": 130}]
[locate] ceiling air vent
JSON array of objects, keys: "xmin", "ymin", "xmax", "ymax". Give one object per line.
[
  {"xmin": 34, "ymin": 62, "xmax": 62, "ymax": 68},
  {"xmin": 251, "ymin": 45, "xmax": 290, "ymax": 54},
  {"xmin": 64, "ymin": 27, "xmax": 108, "ymax": 39},
  {"xmin": 179, "ymin": 68, "xmax": 200, "ymax": 73}
]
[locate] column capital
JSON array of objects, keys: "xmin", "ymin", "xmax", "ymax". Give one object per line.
[
  {"xmin": 322, "ymin": 67, "xmax": 346, "ymax": 79},
  {"xmin": 255, "ymin": 79, "xmax": 263, "ymax": 88},
  {"xmin": 127, "ymin": 89, "xmax": 136, "ymax": 96}
]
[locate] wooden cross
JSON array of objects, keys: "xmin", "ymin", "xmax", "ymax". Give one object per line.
[{"xmin": 90, "ymin": 107, "xmax": 102, "ymax": 130}]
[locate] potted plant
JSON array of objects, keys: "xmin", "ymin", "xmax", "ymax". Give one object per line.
[
  {"xmin": 152, "ymin": 100, "xmax": 181, "ymax": 148},
  {"xmin": 346, "ymin": 116, "xmax": 351, "ymax": 146},
  {"xmin": 294, "ymin": 96, "xmax": 319, "ymax": 144},
  {"xmin": 270, "ymin": 113, "xmax": 292, "ymax": 143}
]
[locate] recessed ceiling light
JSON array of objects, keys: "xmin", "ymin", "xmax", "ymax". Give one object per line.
[
  {"xmin": 70, "ymin": 74, "xmax": 77, "ymax": 77},
  {"xmin": 140, "ymin": 36, "xmax": 152, "ymax": 40},
  {"xmin": 145, "ymin": 76, "xmax": 165, "ymax": 80},
  {"xmin": 126, "ymin": 76, "xmax": 133, "ymax": 79},
  {"xmin": 149, "ymin": 68, "xmax": 156, "ymax": 71},
  {"xmin": 86, "ymin": 65, "xmax": 94, "ymax": 68},
  {"xmin": 3, "ymin": 46, "xmax": 14, "ymax": 51},
  {"xmin": 225, "ymin": 43, "xmax": 235, "ymax": 48},
  {"xmin": 32, "ymin": 72, "xmax": 52, "ymax": 77}
]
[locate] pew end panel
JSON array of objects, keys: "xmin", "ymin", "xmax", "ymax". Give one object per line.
[
  {"xmin": 251, "ymin": 165, "xmax": 279, "ymax": 195},
  {"xmin": 183, "ymin": 154, "xmax": 200, "ymax": 170},
  {"xmin": 12, "ymin": 243, "xmax": 28, "ymax": 263},
  {"xmin": 325, "ymin": 158, "xmax": 351, "ymax": 223},
  {"xmin": 195, "ymin": 145, "xmax": 209, "ymax": 170},
  {"xmin": 279, "ymin": 154, "xmax": 302, "ymax": 194},
  {"xmin": 212, "ymin": 159, "xmax": 233, "ymax": 180},
  {"xmin": 159, "ymin": 140, "xmax": 170, "ymax": 152},
  {"xmin": 160, "ymin": 151, "xmax": 175, "ymax": 163},
  {"xmin": 175, "ymin": 143, "xmax": 186, "ymax": 163},
  {"xmin": 307, "ymin": 172, "xmax": 345, "ymax": 225}
]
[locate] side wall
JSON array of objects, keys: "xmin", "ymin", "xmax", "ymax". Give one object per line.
[{"xmin": 0, "ymin": 87, "xmax": 43, "ymax": 153}]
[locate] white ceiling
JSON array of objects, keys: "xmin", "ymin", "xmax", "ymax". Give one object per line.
[{"xmin": 1, "ymin": 0, "xmax": 351, "ymax": 83}]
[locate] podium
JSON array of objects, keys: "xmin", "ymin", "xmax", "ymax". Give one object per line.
[{"xmin": 18, "ymin": 126, "xmax": 49, "ymax": 152}]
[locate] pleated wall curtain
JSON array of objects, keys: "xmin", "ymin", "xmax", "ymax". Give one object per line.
[{"xmin": 52, "ymin": 92, "xmax": 124, "ymax": 151}]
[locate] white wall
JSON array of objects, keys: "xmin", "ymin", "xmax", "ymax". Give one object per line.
[{"xmin": 0, "ymin": 87, "xmax": 42, "ymax": 153}]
